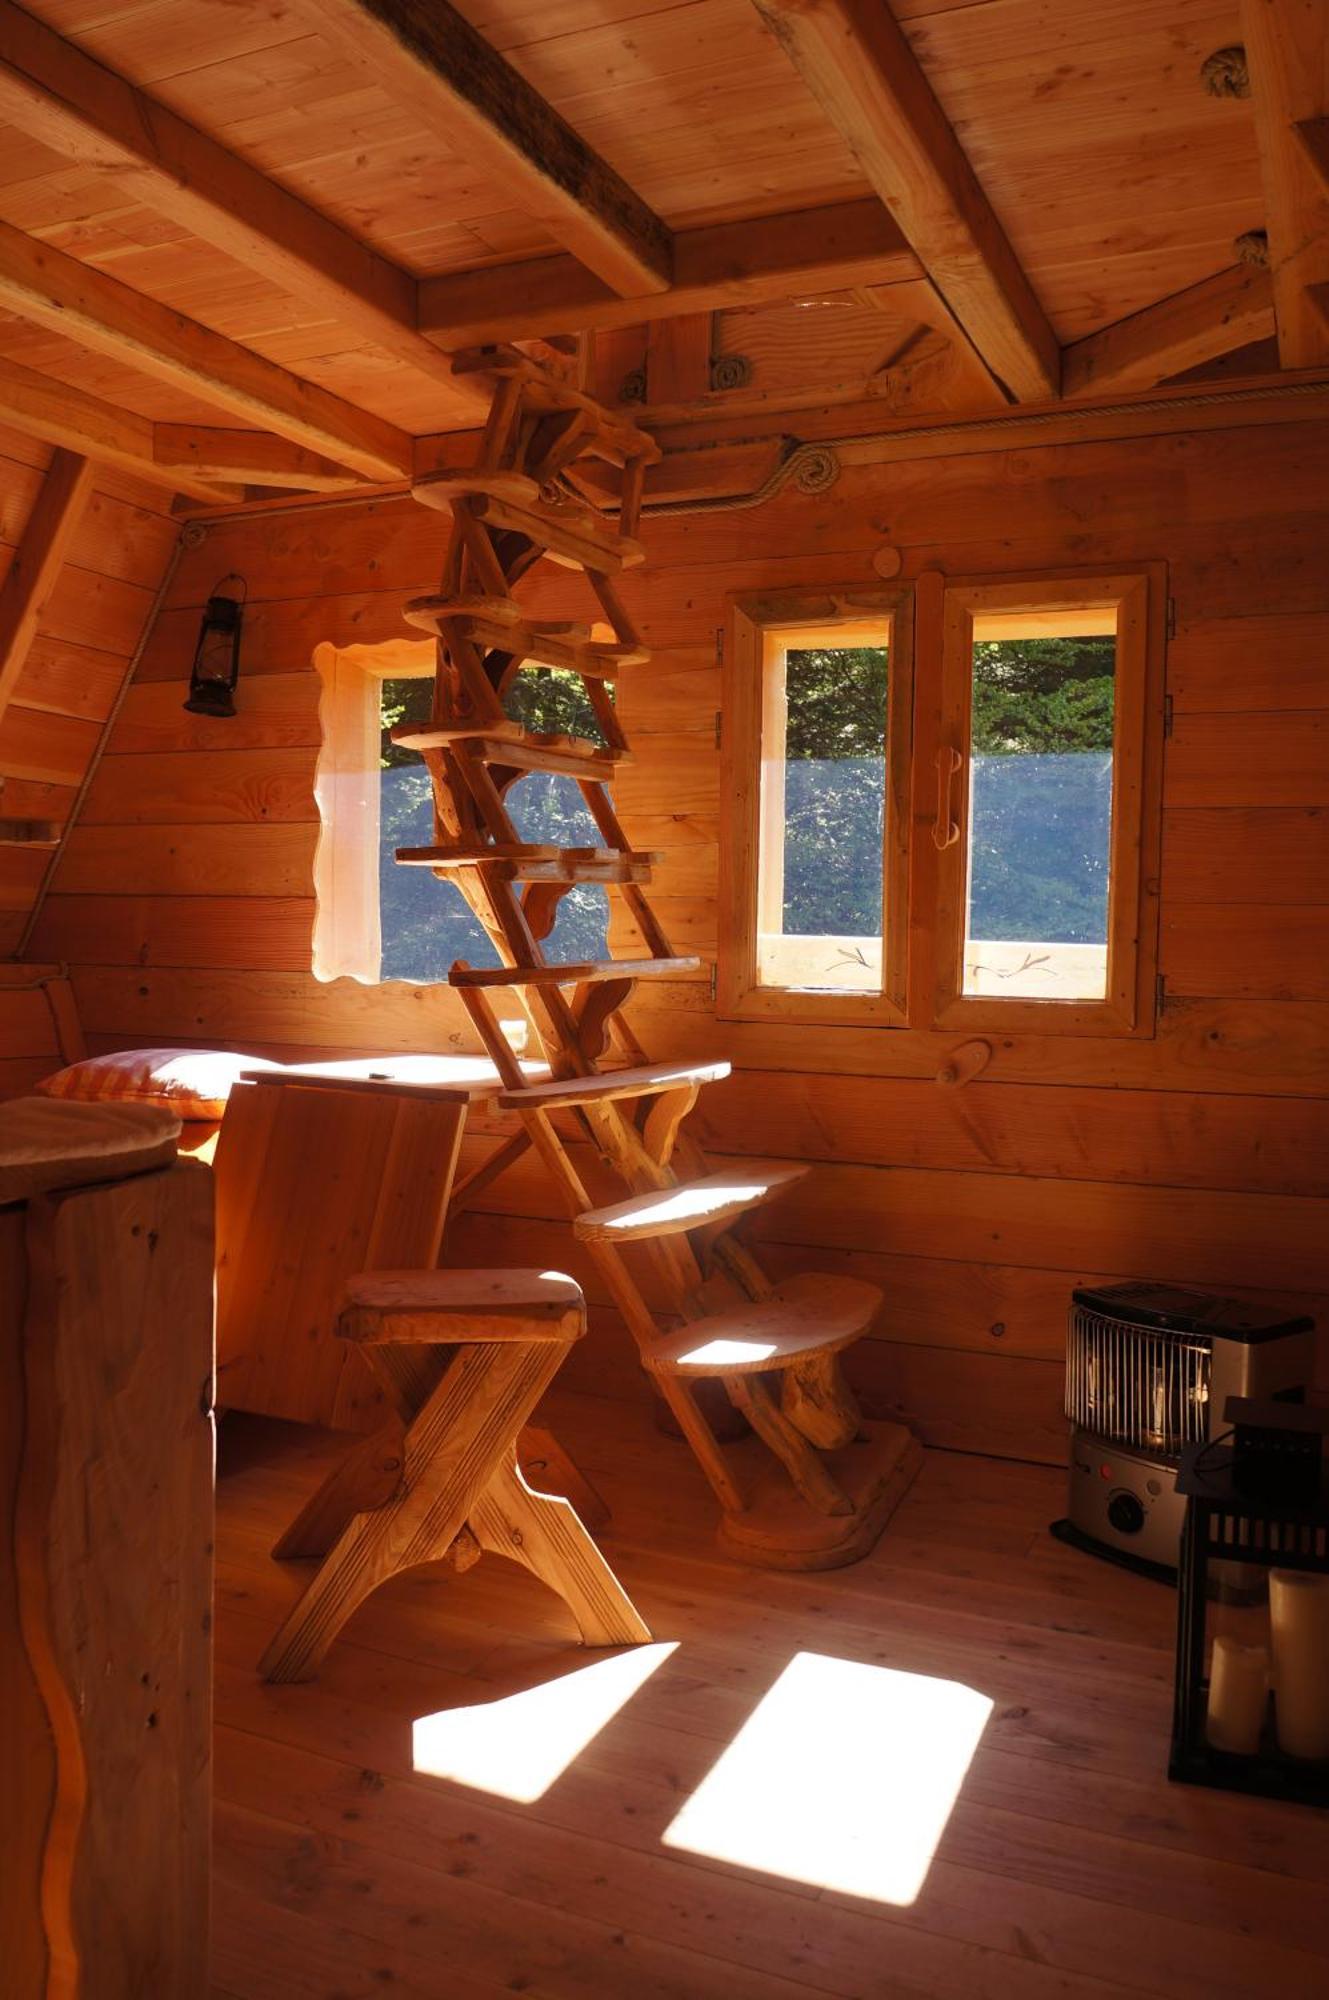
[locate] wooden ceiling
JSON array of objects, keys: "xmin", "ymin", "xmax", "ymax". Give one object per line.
[{"xmin": 0, "ymin": 0, "xmax": 1322, "ymax": 503}]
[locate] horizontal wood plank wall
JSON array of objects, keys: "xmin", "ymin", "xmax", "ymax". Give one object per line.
[
  {"xmin": 32, "ymin": 419, "xmax": 1329, "ymax": 1462},
  {"xmin": 0, "ymin": 422, "xmax": 179, "ymax": 957}
]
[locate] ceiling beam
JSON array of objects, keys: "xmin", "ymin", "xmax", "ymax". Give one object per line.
[
  {"xmin": 1062, "ymin": 265, "xmax": 1277, "ymax": 399},
  {"xmin": 0, "ymin": 448, "xmax": 95, "ymax": 731},
  {"xmin": 751, "ymin": 0, "xmax": 1059, "ymax": 402},
  {"xmin": 1240, "ymin": 0, "xmax": 1329, "ymax": 367},
  {"xmin": 0, "ymin": 0, "xmax": 483, "ymax": 410},
  {"xmin": 0, "ymin": 356, "xmax": 264, "ymax": 502},
  {"xmin": 152, "ymin": 427, "xmax": 363, "ymax": 493},
  {"xmin": 420, "ymin": 199, "xmax": 921, "ymax": 347},
  {"xmin": 0, "ymin": 217, "xmax": 410, "ymax": 481},
  {"xmin": 310, "ymin": 0, "xmax": 673, "ymax": 296}
]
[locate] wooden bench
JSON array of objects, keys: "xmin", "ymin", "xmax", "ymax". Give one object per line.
[{"xmin": 259, "ymin": 1269, "xmax": 650, "ymax": 1684}]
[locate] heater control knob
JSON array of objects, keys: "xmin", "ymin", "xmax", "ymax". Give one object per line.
[{"xmin": 1107, "ymin": 1490, "xmax": 1146, "ymax": 1536}]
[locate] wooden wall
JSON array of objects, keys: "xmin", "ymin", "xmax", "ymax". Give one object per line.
[
  {"xmin": 28, "ymin": 411, "xmax": 1329, "ymax": 1461},
  {"xmin": 0, "ymin": 422, "xmax": 180, "ymax": 957}
]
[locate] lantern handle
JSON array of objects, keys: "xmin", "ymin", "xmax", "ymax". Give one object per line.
[{"xmin": 209, "ymin": 571, "xmax": 248, "ymax": 603}]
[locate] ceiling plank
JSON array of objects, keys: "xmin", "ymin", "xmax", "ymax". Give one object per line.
[
  {"xmin": 1062, "ymin": 265, "xmax": 1277, "ymax": 399},
  {"xmin": 152, "ymin": 428, "xmax": 363, "ymax": 493},
  {"xmin": 0, "ymin": 218, "xmax": 410, "ymax": 481},
  {"xmin": 0, "ymin": 0, "xmax": 483, "ymax": 409},
  {"xmin": 1241, "ymin": 0, "xmax": 1329, "ymax": 367},
  {"xmin": 0, "ymin": 449, "xmax": 95, "ymax": 730},
  {"xmin": 751, "ymin": 0, "xmax": 1059, "ymax": 402},
  {"xmin": 309, "ymin": 0, "xmax": 673, "ymax": 296},
  {"xmin": 0, "ymin": 356, "xmax": 240, "ymax": 502},
  {"xmin": 419, "ymin": 199, "xmax": 922, "ymax": 346}
]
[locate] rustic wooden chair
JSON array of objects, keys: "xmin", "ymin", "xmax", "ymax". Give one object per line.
[{"xmin": 259, "ymin": 1268, "xmax": 651, "ymax": 1683}]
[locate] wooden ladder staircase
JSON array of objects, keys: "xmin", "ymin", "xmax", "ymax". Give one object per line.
[{"xmin": 398, "ymin": 343, "xmax": 921, "ymax": 1567}]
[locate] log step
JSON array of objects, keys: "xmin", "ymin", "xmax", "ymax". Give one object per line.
[
  {"xmin": 498, "ymin": 1059, "xmax": 731, "ymax": 1112},
  {"xmin": 450, "ymin": 956, "xmax": 699, "ymax": 989},
  {"xmin": 450, "ymin": 345, "xmax": 663, "ymax": 467},
  {"xmin": 644, "ymin": 1274, "xmax": 883, "ymax": 1377},
  {"xmin": 396, "ymin": 843, "xmax": 656, "ymax": 885},
  {"xmin": 411, "ymin": 470, "xmax": 541, "ymax": 511},
  {"xmin": 574, "ymin": 1163, "xmax": 811, "ymax": 1244},
  {"xmin": 397, "ymin": 728, "xmax": 625, "ymax": 782},
  {"xmin": 467, "ymin": 489, "xmax": 644, "ymax": 573},
  {"xmin": 402, "ymin": 599, "xmax": 649, "ymax": 676}
]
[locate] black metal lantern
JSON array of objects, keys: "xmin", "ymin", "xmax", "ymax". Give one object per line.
[{"xmin": 183, "ymin": 574, "xmax": 246, "ymax": 717}]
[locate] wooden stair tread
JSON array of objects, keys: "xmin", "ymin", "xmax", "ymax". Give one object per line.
[
  {"xmin": 396, "ymin": 844, "xmax": 655, "ymax": 884},
  {"xmin": 498, "ymin": 1059, "xmax": 731, "ymax": 1111},
  {"xmin": 645, "ymin": 1274, "xmax": 883, "ymax": 1377},
  {"xmin": 402, "ymin": 592, "xmax": 522, "ymax": 631},
  {"xmin": 337, "ymin": 1268, "xmax": 584, "ymax": 1345},
  {"xmin": 391, "ymin": 720, "xmax": 610, "ymax": 759},
  {"xmin": 450, "ymin": 345, "xmax": 663, "ymax": 466},
  {"xmin": 467, "ymin": 489, "xmax": 645, "ymax": 572},
  {"xmin": 412, "ymin": 469, "xmax": 541, "ymax": 511},
  {"xmin": 575, "ymin": 1163, "xmax": 811, "ymax": 1243},
  {"xmin": 450, "ymin": 956, "xmax": 699, "ymax": 989}
]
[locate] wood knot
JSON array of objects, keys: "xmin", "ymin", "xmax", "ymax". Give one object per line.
[
  {"xmin": 1233, "ymin": 229, "xmax": 1269, "ymax": 269},
  {"xmin": 1200, "ymin": 46, "xmax": 1249, "ymax": 98},
  {"xmin": 709, "ymin": 353, "xmax": 753, "ymax": 392}
]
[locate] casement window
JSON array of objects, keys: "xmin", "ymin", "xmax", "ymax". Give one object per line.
[
  {"xmin": 719, "ymin": 588, "xmax": 913, "ymax": 1025},
  {"xmin": 312, "ymin": 641, "xmax": 609, "ymax": 983},
  {"xmin": 721, "ymin": 571, "xmax": 1161, "ymax": 1035},
  {"xmin": 914, "ymin": 571, "xmax": 1161, "ymax": 1036}
]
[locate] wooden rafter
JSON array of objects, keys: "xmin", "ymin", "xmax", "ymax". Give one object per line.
[
  {"xmin": 0, "ymin": 449, "xmax": 95, "ymax": 732},
  {"xmin": 312, "ymin": 0, "xmax": 673, "ymax": 296},
  {"xmin": 419, "ymin": 199, "xmax": 921, "ymax": 346},
  {"xmin": 0, "ymin": 0, "xmax": 483, "ymax": 411},
  {"xmin": 751, "ymin": 0, "xmax": 1059, "ymax": 403},
  {"xmin": 1241, "ymin": 0, "xmax": 1329, "ymax": 367},
  {"xmin": 0, "ymin": 217, "xmax": 407, "ymax": 482},
  {"xmin": 1062, "ymin": 265, "xmax": 1277, "ymax": 399},
  {"xmin": 0, "ymin": 357, "xmax": 368, "ymax": 501},
  {"xmin": 151, "ymin": 428, "xmax": 360, "ymax": 494}
]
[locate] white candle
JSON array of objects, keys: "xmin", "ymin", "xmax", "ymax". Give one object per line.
[
  {"xmin": 1270, "ymin": 1569, "xmax": 1329, "ymax": 1762},
  {"xmin": 1205, "ymin": 1636, "xmax": 1269, "ymax": 1755}
]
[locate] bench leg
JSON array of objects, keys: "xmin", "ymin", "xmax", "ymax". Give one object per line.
[
  {"xmin": 471, "ymin": 1453, "xmax": 651, "ymax": 1646},
  {"xmin": 259, "ymin": 1341, "xmax": 566, "ymax": 1683}
]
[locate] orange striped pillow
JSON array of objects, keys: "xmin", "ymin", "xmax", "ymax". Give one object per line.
[{"xmin": 36, "ymin": 1047, "xmax": 279, "ymax": 1122}]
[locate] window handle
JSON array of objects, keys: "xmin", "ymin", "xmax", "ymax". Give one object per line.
[{"xmin": 933, "ymin": 745, "xmax": 962, "ymax": 850}]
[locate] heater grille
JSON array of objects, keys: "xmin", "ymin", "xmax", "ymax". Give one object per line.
[{"xmin": 1066, "ymin": 1306, "xmax": 1210, "ymax": 1460}]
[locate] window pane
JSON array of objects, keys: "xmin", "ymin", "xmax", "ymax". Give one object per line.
[
  {"xmin": 378, "ymin": 676, "xmax": 497, "ymax": 981},
  {"xmin": 759, "ymin": 637, "xmax": 887, "ymax": 991},
  {"xmin": 964, "ymin": 624, "xmax": 1116, "ymax": 1000}
]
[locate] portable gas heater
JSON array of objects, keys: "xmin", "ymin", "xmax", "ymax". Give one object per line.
[{"xmin": 1054, "ymin": 1282, "xmax": 1315, "ymax": 1576}]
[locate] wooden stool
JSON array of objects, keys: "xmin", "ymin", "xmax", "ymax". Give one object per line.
[{"xmin": 259, "ymin": 1270, "xmax": 651, "ymax": 1682}]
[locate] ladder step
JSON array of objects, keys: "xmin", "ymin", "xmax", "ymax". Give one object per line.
[
  {"xmin": 575, "ymin": 1164, "xmax": 811, "ymax": 1244},
  {"xmin": 450, "ymin": 956, "xmax": 700, "ymax": 989},
  {"xmin": 467, "ymin": 489, "xmax": 645, "ymax": 573},
  {"xmin": 411, "ymin": 469, "xmax": 541, "ymax": 512},
  {"xmin": 645, "ymin": 1274, "xmax": 883, "ymax": 1377},
  {"xmin": 394, "ymin": 727, "xmax": 625, "ymax": 781},
  {"xmin": 402, "ymin": 599, "xmax": 647, "ymax": 676},
  {"xmin": 396, "ymin": 844, "xmax": 656, "ymax": 884},
  {"xmin": 498, "ymin": 1059, "xmax": 730, "ymax": 1113},
  {"xmin": 449, "ymin": 345, "xmax": 663, "ymax": 467},
  {"xmin": 402, "ymin": 593, "xmax": 522, "ymax": 634}
]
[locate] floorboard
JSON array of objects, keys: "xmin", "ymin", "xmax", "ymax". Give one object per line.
[{"xmin": 212, "ymin": 1395, "xmax": 1329, "ymax": 2000}]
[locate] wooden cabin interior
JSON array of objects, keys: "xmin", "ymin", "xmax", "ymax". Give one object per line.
[{"xmin": 3, "ymin": 0, "xmax": 1329, "ymax": 1994}]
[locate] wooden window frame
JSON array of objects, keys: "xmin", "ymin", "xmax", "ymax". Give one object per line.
[
  {"xmin": 910, "ymin": 566, "xmax": 1165, "ymax": 1038},
  {"xmin": 718, "ymin": 585, "xmax": 914, "ymax": 1026},
  {"xmin": 311, "ymin": 636, "xmax": 433, "ymax": 985}
]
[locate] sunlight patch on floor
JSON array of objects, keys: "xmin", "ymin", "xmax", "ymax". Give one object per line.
[
  {"xmin": 662, "ymin": 1651, "xmax": 992, "ymax": 1905},
  {"xmin": 412, "ymin": 1641, "xmax": 678, "ymax": 1802}
]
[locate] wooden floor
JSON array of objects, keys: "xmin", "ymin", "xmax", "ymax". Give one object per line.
[{"xmin": 213, "ymin": 1394, "xmax": 1329, "ymax": 2000}]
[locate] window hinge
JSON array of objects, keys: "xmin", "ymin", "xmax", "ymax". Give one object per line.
[
  {"xmin": 1166, "ymin": 596, "xmax": 1176, "ymax": 640},
  {"xmin": 1156, "ymin": 971, "xmax": 1167, "ymax": 1013},
  {"xmin": 1163, "ymin": 691, "xmax": 1174, "ymax": 738},
  {"xmin": 708, "ymin": 964, "xmax": 718, "ymax": 1000},
  {"xmin": 715, "ymin": 627, "xmax": 725, "ymax": 666},
  {"xmin": 714, "ymin": 709, "xmax": 723, "ymax": 750}
]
